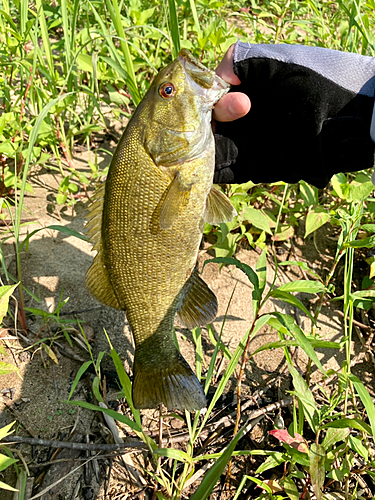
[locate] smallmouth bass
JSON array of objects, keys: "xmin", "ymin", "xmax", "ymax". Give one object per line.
[{"xmin": 86, "ymin": 50, "xmax": 236, "ymax": 412}]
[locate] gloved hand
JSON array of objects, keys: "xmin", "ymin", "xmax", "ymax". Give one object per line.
[{"xmin": 213, "ymin": 42, "xmax": 375, "ymax": 188}]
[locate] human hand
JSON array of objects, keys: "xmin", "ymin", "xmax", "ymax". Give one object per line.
[
  {"xmin": 214, "ymin": 41, "xmax": 375, "ymax": 187},
  {"xmin": 213, "ymin": 44, "xmax": 251, "ymax": 123}
]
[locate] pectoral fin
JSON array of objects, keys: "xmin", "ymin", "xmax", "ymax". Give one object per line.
[
  {"xmin": 177, "ymin": 267, "xmax": 218, "ymax": 328},
  {"xmin": 204, "ymin": 185, "xmax": 237, "ymax": 224},
  {"xmin": 159, "ymin": 172, "xmax": 191, "ymax": 230}
]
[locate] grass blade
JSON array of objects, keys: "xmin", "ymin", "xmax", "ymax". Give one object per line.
[{"xmin": 166, "ymin": 0, "xmax": 180, "ymax": 58}]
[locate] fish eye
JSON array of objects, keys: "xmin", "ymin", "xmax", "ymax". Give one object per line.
[{"xmin": 159, "ymin": 82, "xmax": 176, "ymax": 99}]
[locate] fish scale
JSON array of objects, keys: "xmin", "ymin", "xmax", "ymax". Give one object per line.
[{"xmin": 86, "ymin": 50, "xmax": 236, "ymax": 411}]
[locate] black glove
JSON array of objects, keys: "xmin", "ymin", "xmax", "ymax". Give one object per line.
[{"xmin": 214, "ymin": 42, "xmax": 375, "ymax": 188}]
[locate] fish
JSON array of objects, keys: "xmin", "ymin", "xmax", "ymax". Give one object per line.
[{"xmin": 85, "ymin": 49, "xmax": 237, "ymax": 412}]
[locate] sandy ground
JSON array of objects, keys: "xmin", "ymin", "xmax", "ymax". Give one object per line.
[{"xmin": 0, "ymin": 145, "xmax": 374, "ymax": 498}]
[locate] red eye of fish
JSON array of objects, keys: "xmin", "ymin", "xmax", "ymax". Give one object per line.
[{"xmin": 159, "ymin": 82, "xmax": 176, "ymax": 99}]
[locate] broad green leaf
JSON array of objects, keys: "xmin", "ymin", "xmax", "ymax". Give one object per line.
[
  {"xmin": 360, "ymin": 223, "xmax": 375, "ymax": 233},
  {"xmin": 349, "ymin": 181, "xmax": 373, "ymax": 202},
  {"xmin": 154, "ymin": 448, "xmax": 193, "ymax": 464},
  {"xmin": 0, "ymin": 453, "xmax": 17, "ymax": 473},
  {"xmin": 0, "ymin": 421, "xmax": 15, "ymax": 440},
  {"xmin": 289, "ymin": 322, "xmax": 326, "ymax": 375},
  {"xmin": 321, "ymin": 427, "xmax": 350, "ymax": 450},
  {"xmin": 56, "ymin": 193, "xmax": 68, "ymax": 205},
  {"xmin": 305, "ymin": 208, "xmax": 330, "ymax": 238},
  {"xmin": 255, "ymin": 453, "xmax": 285, "ymax": 474},
  {"xmin": 348, "ymin": 435, "xmax": 368, "ymax": 461},
  {"xmin": 252, "ymin": 314, "xmax": 272, "ymax": 336},
  {"xmin": 309, "ymin": 443, "xmax": 325, "ymax": 500},
  {"xmin": 284, "ymin": 446, "xmax": 310, "ymax": 467},
  {"xmin": 270, "ymin": 289, "xmax": 315, "ymax": 323},
  {"xmin": 283, "ymin": 476, "xmax": 299, "ymax": 500},
  {"xmin": 107, "ymin": 83, "xmax": 130, "ymax": 106},
  {"xmin": 277, "ymin": 280, "xmax": 326, "ymax": 294},
  {"xmin": 256, "ymin": 249, "xmax": 267, "ymax": 297},
  {"xmin": 348, "ymin": 374, "xmax": 375, "ymax": 438},
  {"xmin": 351, "ymin": 289, "xmax": 375, "ymax": 299},
  {"xmin": 241, "ymin": 206, "xmax": 272, "ymax": 234},
  {"xmin": 77, "ymin": 53, "xmax": 94, "ymax": 74},
  {"xmin": 243, "ymin": 476, "xmax": 273, "ymax": 494},
  {"xmin": 288, "ymin": 364, "xmax": 319, "ymax": 432},
  {"xmin": 214, "ymin": 231, "xmax": 238, "ymax": 259},
  {"xmin": 272, "ymin": 313, "xmax": 326, "ymax": 374},
  {"xmin": 0, "ymin": 283, "xmax": 19, "ymax": 323},
  {"xmin": 300, "ymin": 180, "xmax": 318, "ymax": 206},
  {"xmin": 327, "ymin": 467, "xmax": 349, "ymax": 482},
  {"xmin": 331, "ymin": 173, "xmax": 348, "ymax": 199},
  {"xmin": 345, "ymin": 234, "xmax": 375, "ymax": 248},
  {"xmin": 321, "ymin": 418, "xmax": 372, "ymax": 436}
]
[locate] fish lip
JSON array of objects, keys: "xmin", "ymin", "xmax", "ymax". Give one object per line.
[
  {"xmin": 178, "ymin": 50, "xmax": 229, "ymax": 105},
  {"xmin": 211, "ymin": 74, "xmax": 229, "ymax": 105}
]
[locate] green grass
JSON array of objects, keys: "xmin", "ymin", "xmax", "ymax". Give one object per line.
[{"xmin": 1, "ymin": 0, "xmax": 375, "ymax": 498}]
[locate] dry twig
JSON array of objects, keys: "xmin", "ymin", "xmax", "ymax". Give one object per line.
[{"xmin": 1, "ymin": 435, "xmax": 147, "ymax": 451}]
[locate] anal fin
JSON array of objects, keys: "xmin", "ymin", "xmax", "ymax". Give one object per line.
[
  {"xmin": 204, "ymin": 185, "xmax": 237, "ymax": 224},
  {"xmin": 177, "ymin": 267, "xmax": 218, "ymax": 328}
]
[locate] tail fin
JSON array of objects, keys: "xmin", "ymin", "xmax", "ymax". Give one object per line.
[{"xmin": 132, "ymin": 353, "xmax": 206, "ymax": 412}]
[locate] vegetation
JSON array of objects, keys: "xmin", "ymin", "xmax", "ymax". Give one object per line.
[{"xmin": 1, "ymin": 0, "xmax": 375, "ymax": 498}]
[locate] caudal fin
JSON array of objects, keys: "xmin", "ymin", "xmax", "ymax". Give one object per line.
[{"xmin": 132, "ymin": 353, "xmax": 206, "ymax": 412}]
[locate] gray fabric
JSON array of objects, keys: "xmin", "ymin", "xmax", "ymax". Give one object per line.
[{"xmin": 235, "ymin": 41, "xmax": 375, "ymax": 97}]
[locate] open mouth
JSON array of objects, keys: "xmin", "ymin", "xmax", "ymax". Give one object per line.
[{"xmin": 178, "ymin": 49, "xmax": 229, "ymax": 105}]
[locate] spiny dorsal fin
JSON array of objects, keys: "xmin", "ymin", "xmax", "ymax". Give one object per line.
[
  {"xmin": 159, "ymin": 172, "xmax": 191, "ymax": 230},
  {"xmin": 204, "ymin": 185, "xmax": 237, "ymax": 224},
  {"xmin": 177, "ymin": 267, "xmax": 218, "ymax": 328},
  {"xmin": 85, "ymin": 183, "xmax": 121, "ymax": 310}
]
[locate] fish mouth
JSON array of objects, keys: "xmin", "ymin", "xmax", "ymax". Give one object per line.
[{"xmin": 178, "ymin": 49, "xmax": 229, "ymax": 105}]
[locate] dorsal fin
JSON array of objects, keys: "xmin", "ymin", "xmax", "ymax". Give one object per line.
[
  {"xmin": 159, "ymin": 172, "xmax": 191, "ymax": 230},
  {"xmin": 85, "ymin": 183, "xmax": 121, "ymax": 310},
  {"xmin": 177, "ymin": 266, "xmax": 217, "ymax": 328},
  {"xmin": 204, "ymin": 185, "xmax": 237, "ymax": 224}
]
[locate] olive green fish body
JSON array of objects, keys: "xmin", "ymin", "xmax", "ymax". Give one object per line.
[{"xmin": 86, "ymin": 50, "xmax": 236, "ymax": 411}]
